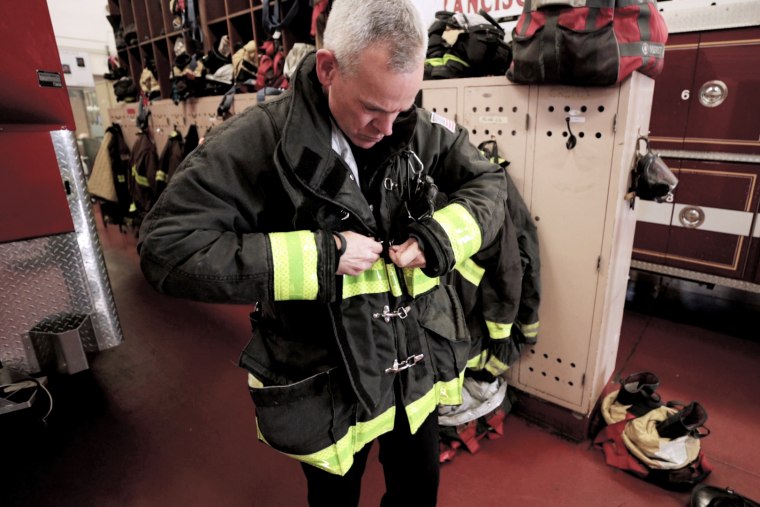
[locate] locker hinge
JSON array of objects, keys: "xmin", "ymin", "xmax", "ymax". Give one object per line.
[
  {"xmin": 525, "ymin": 113, "xmax": 530, "ymax": 131},
  {"xmin": 612, "ymin": 113, "xmax": 618, "ymax": 133},
  {"xmin": 596, "ymin": 256, "xmax": 602, "ymax": 272}
]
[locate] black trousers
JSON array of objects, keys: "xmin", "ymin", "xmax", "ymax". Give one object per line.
[{"xmin": 300, "ymin": 404, "xmax": 440, "ymax": 507}]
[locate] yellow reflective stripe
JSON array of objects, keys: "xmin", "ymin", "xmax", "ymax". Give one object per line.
[
  {"xmin": 485, "ymin": 356, "xmax": 510, "ymax": 377},
  {"xmin": 128, "ymin": 202, "xmax": 137, "ymax": 212},
  {"xmin": 131, "ymin": 164, "xmax": 150, "ymax": 187},
  {"xmin": 486, "ymin": 321, "xmax": 513, "ymax": 340},
  {"xmin": 518, "ymin": 320, "xmax": 540, "ymax": 338},
  {"xmin": 342, "ymin": 261, "xmax": 438, "ymax": 299},
  {"xmin": 385, "ymin": 263, "xmax": 403, "ymax": 297},
  {"xmin": 443, "ymin": 53, "xmax": 470, "ymax": 67},
  {"xmin": 402, "ymin": 268, "xmax": 439, "ymax": 298},
  {"xmin": 258, "ymin": 379, "xmax": 464, "ymax": 475},
  {"xmin": 425, "ymin": 57, "xmax": 444, "ymax": 66},
  {"xmin": 342, "ymin": 259, "xmax": 389, "ymax": 299},
  {"xmin": 155, "ymin": 170, "xmax": 168, "ymax": 182},
  {"xmin": 258, "ymin": 405, "xmax": 396, "ymax": 476},
  {"xmin": 117, "ymin": 175, "xmax": 126, "ymax": 183},
  {"xmin": 436, "ymin": 371, "xmax": 465, "ymax": 407},
  {"xmin": 270, "ymin": 231, "xmax": 319, "ymax": 301},
  {"xmin": 247, "ymin": 373, "xmax": 264, "ymax": 389},
  {"xmin": 406, "ymin": 387, "xmax": 437, "ymax": 434},
  {"xmin": 433, "ymin": 203, "xmax": 482, "ymax": 266},
  {"xmin": 467, "ymin": 349, "xmax": 489, "ymax": 370},
  {"xmin": 454, "ymin": 258, "xmax": 485, "ymax": 287}
]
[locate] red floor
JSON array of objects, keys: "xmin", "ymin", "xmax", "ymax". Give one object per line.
[{"xmin": 3, "ymin": 221, "xmax": 760, "ymax": 507}]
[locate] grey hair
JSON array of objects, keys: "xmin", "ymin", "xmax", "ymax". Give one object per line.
[{"xmin": 322, "ymin": 0, "xmax": 427, "ymax": 76}]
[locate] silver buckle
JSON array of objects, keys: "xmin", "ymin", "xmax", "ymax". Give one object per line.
[
  {"xmin": 385, "ymin": 354, "xmax": 425, "ymax": 374},
  {"xmin": 372, "ymin": 305, "xmax": 411, "ymax": 323}
]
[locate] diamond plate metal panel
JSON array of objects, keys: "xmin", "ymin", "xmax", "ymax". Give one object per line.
[
  {"xmin": 0, "ymin": 130, "xmax": 123, "ymax": 374},
  {"xmin": 0, "ymin": 234, "xmax": 92, "ymax": 372},
  {"xmin": 51, "ymin": 130, "xmax": 123, "ymax": 353}
]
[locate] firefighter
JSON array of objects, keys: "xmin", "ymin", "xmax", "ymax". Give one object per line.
[{"xmin": 137, "ymin": 1, "xmax": 506, "ymax": 505}]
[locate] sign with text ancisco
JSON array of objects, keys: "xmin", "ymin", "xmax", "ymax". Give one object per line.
[{"xmin": 414, "ymin": 0, "xmax": 525, "ymax": 27}]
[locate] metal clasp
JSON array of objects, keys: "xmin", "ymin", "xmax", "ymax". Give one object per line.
[
  {"xmin": 384, "ymin": 178, "xmax": 398, "ymax": 191},
  {"xmin": 385, "ymin": 354, "xmax": 425, "ymax": 374},
  {"xmin": 372, "ymin": 305, "xmax": 411, "ymax": 323}
]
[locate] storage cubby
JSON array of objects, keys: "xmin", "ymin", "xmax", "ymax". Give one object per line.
[
  {"xmin": 146, "ymin": 0, "xmax": 165, "ymax": 38},
  {"xmin": 227, "ymin": 0, "xmax": 252, "ymax": 16},
  {"xmin": 230, "ymin": 13, "xmax": 255, "ymax": 48},
  {"xmin": 131, "ymin": 0, "xmax": 149, "ymax": 43},
  {"xmin": 204, "ymin": 1, "xmax": 227, "ymax": 23},
  {"xmin": 107, "ymin": 0, "xmax": 314, "ymax": 100},
  {"xmin": 153, "ymin": 39, "xmax": 172, "ymax": 97}
]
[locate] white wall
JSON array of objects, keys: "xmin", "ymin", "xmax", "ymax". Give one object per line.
[{"xmin": 46, "ymin": 0, "xmax": 116, "ymax": 77}]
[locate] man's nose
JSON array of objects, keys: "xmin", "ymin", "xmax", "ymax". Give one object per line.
[{"xmin": 373, "ymin": 113, "xmax": 396, "ymax": 137}]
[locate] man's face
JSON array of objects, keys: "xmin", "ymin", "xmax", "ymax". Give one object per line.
[{"xmin": 316, "ymin": 46, "xmax": 423, "ymax": 149}]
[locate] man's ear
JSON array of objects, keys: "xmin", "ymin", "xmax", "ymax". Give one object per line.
[{"xmin": 315, "ymin": 49, "xmax": 338, "ymax": 87}]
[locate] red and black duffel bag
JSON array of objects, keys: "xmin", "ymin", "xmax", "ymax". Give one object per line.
[{"xmin": 507, "ymin": 0, "xmax": 668, "ymax": 86}]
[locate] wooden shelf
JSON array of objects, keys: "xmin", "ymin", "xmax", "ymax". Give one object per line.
[{"xmin": 108, "ymin": 0, "xmax": 314, "ymax": 101}]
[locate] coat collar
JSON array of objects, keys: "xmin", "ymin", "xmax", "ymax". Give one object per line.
[{"xmin": 277, "ymin": 52, "xmax": 419, "ymax": 228}]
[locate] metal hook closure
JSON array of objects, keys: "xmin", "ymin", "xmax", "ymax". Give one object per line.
[
  {"xmin": 385, "ymin": 354, "xmax": 425, "ymax": 374},
  {"xmin": 383, "ymin": 178, "xmax": 398, "ymax": 191},
  {"xmin": 372, "ymin": 305, "xmax": 411, "ymax": 323}
]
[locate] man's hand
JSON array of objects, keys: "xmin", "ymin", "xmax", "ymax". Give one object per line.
[
  {"xmin": 336, "ymin": 231, "xmax": 383, "ymax": 275},
  {"xmin": 389, "ymin": 238, "xmax": 426, "ymax": 269}
]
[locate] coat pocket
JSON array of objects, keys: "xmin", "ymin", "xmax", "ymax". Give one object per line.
[
  {"xmin": 249, "ymin": 367, "xmax": 354, "ymax": 458},
  {"xmin": 418, "ymin": 285, "xmax": 471, "ymax": 384}
]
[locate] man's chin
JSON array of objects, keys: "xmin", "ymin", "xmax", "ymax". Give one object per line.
[{"xmin": 353, "ymin": 135, "xmax": 382, "ymax": 149}]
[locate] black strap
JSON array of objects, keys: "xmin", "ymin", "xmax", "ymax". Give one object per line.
[
  {"xmin": 334, "ymin": 231, "xmax": 347, "ymax": 258},
  {"xmin": 262, "ymin": 0, "xmax": 302, "ymax": 35}
]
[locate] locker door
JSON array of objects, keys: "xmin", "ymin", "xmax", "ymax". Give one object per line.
[
  {"xmin": 684, "ymin": 26, "xmax": 760, "ymax": 155},
  {"xmin": 516, "ymin": 85, "xmax": 621, "ymax": 407},
  {"xmin": 462, "ymin": 84, "xmax": 531, "ymax": 197},
  {"xmin": 420, "ymin": 87, "xmax": 458, "ymax": 123}
]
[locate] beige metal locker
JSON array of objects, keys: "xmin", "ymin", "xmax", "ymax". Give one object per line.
[{"xmin": 422, "ymin": 73, "xmax": 655, "ymax": 419}]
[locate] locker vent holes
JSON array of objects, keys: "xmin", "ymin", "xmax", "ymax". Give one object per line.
[
  {"xmin": 544, "ymin": 104, "xmax": 608, "ymax": 141},
  {"xmin": 528, "ymin": 348, "xmax": 578, "ymax": 387},
  {"xmin": 431, "ymin": 107, "xmax": 449, "ymax": 113}
]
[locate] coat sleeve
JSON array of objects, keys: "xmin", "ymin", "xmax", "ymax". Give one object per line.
[
  {"xmin": 409, "ymin": 119, "xmax": 507, "ymax": 277},
  {"xmin": 137, "ymin": 108, "xmax": 338, "ymax": 305}
]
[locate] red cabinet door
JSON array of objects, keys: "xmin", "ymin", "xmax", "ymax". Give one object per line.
[
  {"xmin": 683, "ymin": 27, "xmax": 760, "ymax": 155},
  {"xmin": 0, "ymin": 130, "xmax": 75, "ymax": 243},
  {"xmin": 664, "ymin": 160, "xmax": 760, "ymax": 278},
  {"xmin": 649, "ymin": 34, "xmax": 700, "ymax": 152}
]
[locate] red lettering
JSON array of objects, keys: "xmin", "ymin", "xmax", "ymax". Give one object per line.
[
  {"xmin": 443, "ymin": 0, "xmax": 451, "ymax": 11},
  {"xmin": 453, "ymin": 0, "xmax": 463, "ymax": 12},
  {"xmin": 501, "ymin": 0, "xmax": 512, "ymax": 8},
  {"xmin": 517, "ymin": 0, "xmax": 524, "ymax": 5},
  {"xmin": 480, "ymin": 0, "xmax": 492, "ymax": 12},
  {"xmin": 469, "ymin": 0, "xmax": 478, "ymax": 13}
]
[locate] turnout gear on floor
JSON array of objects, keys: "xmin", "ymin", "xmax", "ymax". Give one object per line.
[
  {"xmin": 138, "ymin": 52, "xmax": 506, "ymax": 476},
  {"xmin": 594, "ymin": 372, "xmax": 712, "ymax": 490}
]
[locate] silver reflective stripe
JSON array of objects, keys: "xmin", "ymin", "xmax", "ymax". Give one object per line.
[
  {"xmin": 636, "ymin": 199, "xmax": 673, "ymax": 226},
  {"xmin": 670, "ymin": 204, "xmax": 754, "ymax": 236},
  {"xmin": 637, "ymin": 1, "xmax": 650, "ymax": 41},
  {"xmin": 619, "ymin": 42, "xmax": 664, "ymax": 58},
  {"xmin": 527, "ymin": 0, "xmax": 615, "ymax": 10}
]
